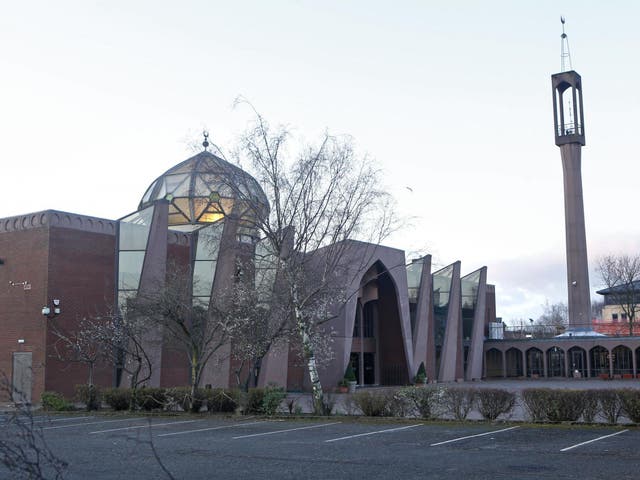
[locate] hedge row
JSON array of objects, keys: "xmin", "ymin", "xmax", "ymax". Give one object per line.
[
  {"xmin": 347, "ymin": 387, "xmax": 514, "ymax": 421},
  {"xmin": 347, "ymin": 387, "xmax": 640, "ymax": 424},
  {"xmin": 42, "ymin": 385, "xmax": 286, "ymax": 415},
  {"xmin": 521, "ymin": 388, "xmax": 640, "ymax": 424}
]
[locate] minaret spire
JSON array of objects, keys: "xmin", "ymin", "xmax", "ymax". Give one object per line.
[
  {"xmin": 551, "ymin": 22, "xmax": 591, "ymax": 330},
  {"xmin": 560, "ymin": 16, "xmax": 572, "ymax": 72}
]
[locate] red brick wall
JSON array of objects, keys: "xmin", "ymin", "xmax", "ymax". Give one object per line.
[
  {"xmin": 44, "ymin": 226, "xmax": 116, "ymax": 398},
  {"xmin": 0, "ymin": 227, "xmax": 49, "ymax": 401}
]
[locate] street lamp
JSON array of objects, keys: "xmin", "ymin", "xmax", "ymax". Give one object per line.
[{"xmin": 42, "ymin": 299, "xmax": 61, "ymax": 319}]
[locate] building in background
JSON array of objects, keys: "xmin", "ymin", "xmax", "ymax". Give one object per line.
[{"xmin": 0, "ymin": 148, "xmax": 494, "ymax": 402}]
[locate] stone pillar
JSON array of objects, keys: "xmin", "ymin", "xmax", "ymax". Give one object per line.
[{"xmin": 502, "ymin": 350, "xmax": 507, "ymax": 378}]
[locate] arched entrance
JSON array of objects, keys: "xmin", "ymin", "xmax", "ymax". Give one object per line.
[
  {"xmin": 590, "ymin": 346, "xmax": 610, "ymax": 378},
  {"xmin": 526, "ymin": 348, "xmax": 544, "ymax": 377},
  {"xmin": 485, "ymin": 348, "xmax": 503, "ymax": 377},
  {"xmin": 568, "ymin": 346, "xmax": 587, "ymax": 378},
  {"xmin": 505, "ymin": 348, "xmax": 523, "ymax": 377},
  {"xmin": 350, "ymin": 261, "xmax": 409, "ymax": 386},
  {"xmin": 546, "ymin": 347, "xmax": 565, "ymax": 377},
  {"xmin": 612, "ymin": 345, "xmax": 633, "ymax": 376}
]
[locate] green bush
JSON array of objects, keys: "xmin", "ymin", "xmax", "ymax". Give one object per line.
[
  {"xmin": 442, "ymin": 387, "xmax": 476, "ymax": 421},
  {"xmin": 521, "ymin": 389, "xmax": 585, "ymax": 423},
  {"xmin": 245, "ymin": 388, "xmax": 266, "ymax": 415},
  {"xmin": 75, "ymin": 384, "xmax": 101, "ymax": 411},
  {"xmin": 207, "ymin": 388, "xmax": 240, "ymax": 413},
  {"xmin": 344, "ymin": 364, "xmax": 357, "ymax": 383},
  {"xmin": 103, "ymin": 388, "xmax": 132, "ymax": 411},
  {"xmin": 619, "ymin": 389, "xmax": 640, "ymax": 423},
  {"xmin": 262, "ymin": 385, "xmax": 286, "ymax": 415},
  {"xmin": 137, "ymin": 387, "xmax": 167, "ymax": 411},
  {"xmin": 352, "ymin": 390, "xmax": 393, "ymax": 417},
  {"xmin": 476, "ymin": 389, "xmax": 515, "ymax": 421},
  {"xmin": 598, "ymin": 390, "xmax": 623, "ymax": 424},
  {"xmin": 546, "ymin": 390, "xmax": 585, "ymax": 422},
  {"xmin": 41, "ymin": 391, "xmax": 72, "ymax": 411},
  {"xmin": 397, "ymin": 386, "xmax": 443, "ymax": 419}
]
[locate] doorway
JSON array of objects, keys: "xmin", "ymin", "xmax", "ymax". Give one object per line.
[{"xmin": 12, "ymin": 352, "xmax": 32, "ymax": 404}]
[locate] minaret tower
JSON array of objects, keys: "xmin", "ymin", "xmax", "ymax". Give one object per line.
[{"xmin": 551, "ymin": 18, "xmax": 591, "ymax": 329}]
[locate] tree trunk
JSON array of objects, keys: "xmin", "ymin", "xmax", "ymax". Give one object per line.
[{"xmin": 296, "ymin": 311, "xmax": 323, "ymax": 413}]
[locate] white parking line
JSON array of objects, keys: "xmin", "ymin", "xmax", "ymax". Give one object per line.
[
  {"xmin": 43, "ymin": 418, "xmax": 145, "ymax": 430},
  {"xmin": 33, "ymin": 416, "xmax": 94, "ymax": 423},
  {"xmin": 325, "ymin": 423, "xmax": 423, "ymax": 443},
  {"xmin": 234, "ymin": 422, "xmax": 341, "ymax": 439},
  {"xmin": 89, "ymin": 419, "xmax": 199, "ymax": 434},
  {"xmin": 158, "ymin": 420, "xmax": 266, "ymax": 437},
  {"xmin": 560, "ymin": 430, "xmax": 629, "ymax": 452},
  {"xmin": 430, "ymin": 426, "xmax": 519, "ymax": 446}
]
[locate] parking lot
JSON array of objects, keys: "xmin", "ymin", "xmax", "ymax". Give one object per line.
[{"xmin": 2, "ymin": 414, "xmax": 639, "ymax": 479}]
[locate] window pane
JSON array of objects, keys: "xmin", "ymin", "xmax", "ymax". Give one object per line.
[{"xmin": 118, "ymin": 251, "xmax": 145, "ymax": 290}]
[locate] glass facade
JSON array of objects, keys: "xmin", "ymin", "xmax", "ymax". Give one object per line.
[
  {"xmin": 433, "ymin": 264, "xmax": 454, "ymax": 345},
  {"xmin": 192, "ymin": 222, "xmax": 224, "ymax": 307},
  {"xmin": 406, "ymin": 259, "xmax": 424, "ymax": 336},
  {"xmin": 432, "ymin": 264, "xmax": 454, "ymax": 374},
  {"xmin": 117, "ymin": 206, "xmax": 154, "ymax": 309},
  {"xmin": 461, "ymin": 269, "xmax": 481, "ymax": 341}
]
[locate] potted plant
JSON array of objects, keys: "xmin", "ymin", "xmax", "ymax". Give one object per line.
[
  {"xmin": 414, "ymin": 362, "xmax": 427, "ymax": 385},
  {"xmin": 344, "ymin": 364, "xmax": 357, "ymax": 393},
  {"xmin": 337, "ymin": 379, "xmax": 349, "ymax": 394}
]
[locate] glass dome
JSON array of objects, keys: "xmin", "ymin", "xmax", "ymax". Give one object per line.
[{"xmin": 139, "ymin": 151, "xmax": 269, "ymax": 231}]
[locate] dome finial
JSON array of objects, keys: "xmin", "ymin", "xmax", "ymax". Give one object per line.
[{"xmin": 202, "ymin": 130, "xmax": 210, "ymax": 151}]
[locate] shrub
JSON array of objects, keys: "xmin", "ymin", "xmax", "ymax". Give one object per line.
[
  {"xmin": 521, "ymin": 389, "xmax": 551, "ymax": 422},
  {"xmin": 207, "ymin": 388, "xmax": 240, "ymax": 413},
  {"xmin": 352, "ymin": 390, "xmax": 393, "ymax": 417},
  {"xmin": 476, "ymin": 389, "xmax": 515, "ymax": 421},
  {"xmin": 545, "ymin": 390, "xmax": 585, "ymax": 422},
  {"xmin": 388, "ymin": 391, "xmax": 413, "ymax": 417},
  {"xmin": 262, "ymin": 385, "xmax": 286, "ymax": 415},
  {"xmin": 166, "ymin": 387, "xmax": 206, "ymax": 413},
  {"xmin": 581, "ymin": 390, "xmax": 599, "ymax": 423},
  {"xmin": 397, "ymin": 386, "xmax": 443, "ymax": 419},
  {"xmin": 41, "ymin": 391, "xmax": 72, "ymax": 411},
  {"xmin": 598, "ymin": 390, "xmax": 623, "ymax": 424},
  {"xmin": 103, "ymin": 388, "xmax": 132, "ymax": 411},
  {"xmin": 316, "ymin": 394, "xmax": 335, "ymax": 416},
  {"xmin": 521, "ymin": 389, "xmax": 585, "ymax": 423},
  {"xmin": 442, "ymin": 387, "xmax": 476, "ymax": 421},
  {"xmin": 75, "ymin": 384, "xmax": 101, "ymax": 411},
  {"xmin": 136, "ymin": 387, "xmax": 167, "ymax": 411},
  {"xmin": 245, "ymin": 388, "xmax": 266, "ymax": 415},
  {"xmin": 619, "ymin": 389, "xmax": 640, "ymax": 423},
  {"xmin": 344, "ymin": 364, "xmax": 357, "ymax": 383}
]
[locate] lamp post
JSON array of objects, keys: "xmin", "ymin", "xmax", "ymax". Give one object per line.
[{"xmin": 42, "ymin": 299, "xmax": 61, "ymax": 319}]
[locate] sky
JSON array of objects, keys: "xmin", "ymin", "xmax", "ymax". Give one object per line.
[{"xmin": 1, "ymin": 1, "xmax": 639, "ymax": 323}]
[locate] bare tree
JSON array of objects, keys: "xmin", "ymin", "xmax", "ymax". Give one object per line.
[
  {"xmin": 0, "ymin": 373, "xmax": 67, "ymax": 480},
  {"xmin": 227, "ymin": 107, "xmax": 396, "ymax": 411},
  {"xmin": 128, "ymin": 263, "xmax": 233, "ymax": 400},
  {"xmin": 49, "ymin": 317, "xmax": 104, "ymax": 388},
  {"xmin": 597, "ymin": 254, "xmax": 640, "ymax": 335},
  {"xmin": 534, "ymin": 300, "xmax": 568, "ymax": 335}
]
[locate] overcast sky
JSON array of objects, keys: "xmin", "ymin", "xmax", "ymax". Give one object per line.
[{"xmin": 1, "ymin": 1, "xmax": 638, "ymax": 323}]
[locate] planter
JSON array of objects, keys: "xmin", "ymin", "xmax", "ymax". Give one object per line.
[
  {"xmin": 623, "ymin": 374, "xmax": 634, "ymax": 380},
  {"xmin": 337, "ymin": 386, "xmax": 348, "ymax": 394},
  {"xmin": 348, "ymin": 381, "xmax": 357, "ymax": 394},
  {"xmin": 599, "ymin": 373, "xmax": 610, "ymax": 380}
]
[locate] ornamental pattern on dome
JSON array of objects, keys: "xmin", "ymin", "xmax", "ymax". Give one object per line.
[{"xmin": 139, "ymin": 151, "xmax": 269, "ymax": 231}]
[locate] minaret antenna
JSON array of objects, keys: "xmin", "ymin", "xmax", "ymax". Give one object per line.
[{"xmin": 560, "ymin": 16, "xmax": 572, "ymax": 72}]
